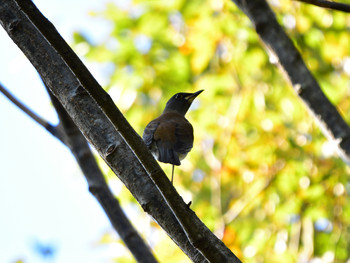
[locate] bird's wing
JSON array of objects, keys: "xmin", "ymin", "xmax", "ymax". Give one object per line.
[
  {"xmin": 142, "ymin": 120, "xmax": 159, "ymax": 147},
  {"xmin": 174, "ymin": 120, "xmax": 194, "ymax": 155},
  {"xmin": 153, "ymin": 121, "xmax": 181, "ymax": 165}
]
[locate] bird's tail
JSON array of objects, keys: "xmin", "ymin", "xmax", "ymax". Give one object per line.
[{"xmin": 157, "ymin": 144, "xmax": 181, "ymax": 166}]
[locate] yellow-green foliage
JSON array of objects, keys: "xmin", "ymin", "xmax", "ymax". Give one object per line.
[{"xmin": 73, "ymin": 0, "xmax": 350, "ymax": 262}]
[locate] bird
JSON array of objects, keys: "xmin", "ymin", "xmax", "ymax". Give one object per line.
[{"xmin": 143, "ymin": 90, "xmax": 203, "ymax": 184}]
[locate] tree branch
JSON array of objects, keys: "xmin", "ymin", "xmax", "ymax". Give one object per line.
[
  {"xmin": 0, "ymin": 82, "xmax": 158, "ymax": 263},
  {"xmin": 232, "ymin": 0, "xmax": 350, "ymax": 164},
  {"xmin": 46, "ymin": 89, "xmax": 159, "ymax": 263},
  {"xmin": 0, "ymin": 0, "xmax": 240, "ymax": 262},
  {"xmin": 0, "ymin": 82, "xmax": 62, "ymax": 140},
  {"xmin": 295, "ymin": 0, "xmax": 350, "ymax": 13}
]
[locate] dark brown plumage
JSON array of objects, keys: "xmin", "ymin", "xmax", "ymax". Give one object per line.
[{"xmin": 143, "ymin": 90, "xmax": 203, "ymax": 183}]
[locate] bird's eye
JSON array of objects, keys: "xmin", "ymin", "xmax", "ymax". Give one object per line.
[{"xmin": 175, "ymin": 94, "xmax": 182, "ymax": 100}]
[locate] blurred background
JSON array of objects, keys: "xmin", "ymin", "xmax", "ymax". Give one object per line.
[{"xmin": 1, "ymin": 0, "xmax": 350, "ymax": 262}]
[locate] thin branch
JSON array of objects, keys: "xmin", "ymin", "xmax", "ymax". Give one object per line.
[
  {"xmin": 0, "ymin": 82, "xmax": 61, "ymax": 139},
  {"xmin": 295, "ymin": 0, "xmax": 350, "ymax": 12}
]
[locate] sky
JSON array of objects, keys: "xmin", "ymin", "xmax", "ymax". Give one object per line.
[{"xmin": 0, "ymin": 0, "xmax": 133, "ymax": 262}]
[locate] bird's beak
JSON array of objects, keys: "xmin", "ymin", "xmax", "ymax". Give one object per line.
[{"xmin": 185, "ymin": 90, "xmax": 204, "ymax": 102}]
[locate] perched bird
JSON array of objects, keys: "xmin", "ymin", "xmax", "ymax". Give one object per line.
[{"xmin": 143, "ymin": 90, "xmax": 203, "ymax": 183}]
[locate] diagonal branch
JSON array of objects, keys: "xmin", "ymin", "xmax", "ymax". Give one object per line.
[
  {"xmin": 232, "ymin": 0, "xmax": 350, "ymax": 164},
  {"xmin": 0, "ymin": 82, "xmax": 158, "ymax": 263},
  {"xmin": 0, "ymin": 82, "xmax": 62, "ymax": 140},
  {"xmin": 0, "ymin": 0, "xmax": 240, "ymax": 262},
  {"xmin": 295, "ymin": 0, "xmax": 350, "ymax": 13}
]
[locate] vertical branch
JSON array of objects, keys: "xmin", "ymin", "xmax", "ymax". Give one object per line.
[{"xmin": 300, "ymin": 217, "xmax": 314, "ymax": 261}]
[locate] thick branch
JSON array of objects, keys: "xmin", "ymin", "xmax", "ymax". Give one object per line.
[
  {"xmin": 295, "ymin": 0, "xmax": 350, "ymax": 13},
  {"xmin": 0, "ymin": 0, "xmax": 240, "ymax": 262},
  {"xmin": 232, "ymin": 0, "xmax": 350, "ymax": 164}
]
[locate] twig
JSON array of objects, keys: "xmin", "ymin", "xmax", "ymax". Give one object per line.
[
  {"xmin": 0, "ymin": 83, "xmax": 46, "ymax": 126},
  {"xmin": 295, "ymin": 0, "xmax": 350, "ymax": 13},
  {"xmin": 0, "ymin": 82, "xmax": 63, "ymax": 140}
]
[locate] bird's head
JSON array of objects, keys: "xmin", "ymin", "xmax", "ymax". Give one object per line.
[{"xmin": 163, "ymin": 90, "xmax": 204, "ymax": 116}]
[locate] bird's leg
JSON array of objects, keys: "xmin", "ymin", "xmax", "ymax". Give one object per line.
[{"xmin": 171, "ymin": 165, "xmax": 175, "ymax": 184}]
